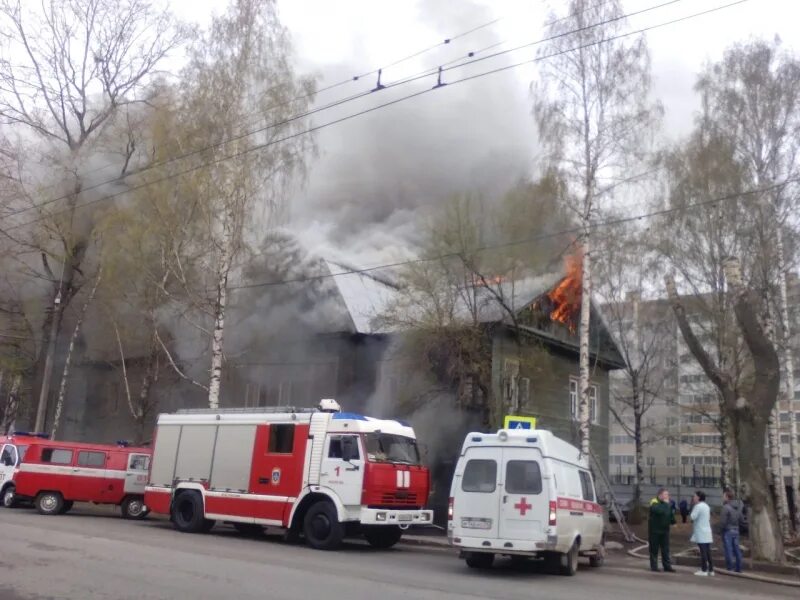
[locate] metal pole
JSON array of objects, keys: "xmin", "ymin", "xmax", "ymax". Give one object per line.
[{"xmin": 34, "ymin": 289, "xmax": 61, "ymax": 431}]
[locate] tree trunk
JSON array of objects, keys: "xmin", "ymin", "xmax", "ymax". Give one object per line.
[
  {"xmin": 33, "ymin": 239, "xmax": 87, "ymax": 431},
  {"xmin": 135, "ymin": 343, "xmax": 159, "ymax": 444},
  {"xmin": 738, "ymin": 411, "xmax": 784, "ymax": 562},
  {"xmin": 2, "ymin": 374, "xmax": 21, "ymax": 435},
  {"xmin": 50, "ymin": 272, "xmax": 101, "ymax": 440},
  {"xmin": 633, "ymin": 410, "xmax": 643, "ymax": 508},
  {"xmin": 208, "ymin": 219, "xmax": 234, "ymax": 410},
  {"xmin": 775, "ymin": 226, "xmax": 799, "ymax": 528},
  {"xmin": 578, "ymin": 234, "xmax": 592, "ymax": 456},
  {"xmin": 768, "ymin": 406, "xmax": 790, "ymax": 538},
  {"xmin": 718, "ymin": 407, "xmax": 731, "ymax": 491}
]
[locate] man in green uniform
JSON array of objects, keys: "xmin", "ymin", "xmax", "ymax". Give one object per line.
[{"xmin": 648, "ymin": 488, "xmax": 676, "ymax": 572}]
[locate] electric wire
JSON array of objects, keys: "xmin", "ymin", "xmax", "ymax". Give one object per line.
[{"xmin": 3, "ymin": 0, "xmax": 732, "ymax": 230}]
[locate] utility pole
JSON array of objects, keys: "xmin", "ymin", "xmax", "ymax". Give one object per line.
[{"xmin": 34, "ymin": 287, "xmax": 62, "ymax": 431}]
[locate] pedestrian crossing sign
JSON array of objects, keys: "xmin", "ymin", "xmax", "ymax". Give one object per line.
[{"xmin": 503, "ymin": 415, "xmax": 537, "ymax": 430}]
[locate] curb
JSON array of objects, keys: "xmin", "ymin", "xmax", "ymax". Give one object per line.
[{"xmin": 628, "ymin": 545, "xmax": 800, "ymax": 588}]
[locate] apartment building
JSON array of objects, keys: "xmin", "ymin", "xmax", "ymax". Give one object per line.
[{"xmin": 607, "ymin": 274, "xmax": 800, "ymax": 492}]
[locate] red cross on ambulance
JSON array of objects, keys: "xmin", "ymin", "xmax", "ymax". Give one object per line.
[{"xmin": 514, "ymin": 497, "xmax": 532, "ymax": 516}]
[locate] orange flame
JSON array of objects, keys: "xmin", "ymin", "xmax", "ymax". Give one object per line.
[{"xmin": 548, "ymin": 251, "xmax": 582, "ymax": 330}]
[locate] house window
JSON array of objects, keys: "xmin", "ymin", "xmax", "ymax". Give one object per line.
[
  {"xmin": 569, "ymin": 378, "xmax": 598, "ymax": 424},
  {"xmin": 519, "ymin": 377, "xmax": 530, "ymax": 407}
]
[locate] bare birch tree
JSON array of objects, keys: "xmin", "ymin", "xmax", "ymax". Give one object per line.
[
  {"xmin": 532, "ymin": 0, "xmax": 661, "ymax": 455},
  {"xmin": 0, "ymin": 0, "xmax": 186, "ymax": 430},
  {"xmin": 597, "ymin": 229, "xmax": 673, "ymax": 511},
  {"xmin": 176, "ymin": 0, "xmax": 315, "ymax": 408}
]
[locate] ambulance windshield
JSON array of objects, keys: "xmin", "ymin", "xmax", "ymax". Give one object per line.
[{"xmin": 364, "ymin": 433, "xmax": 421, "ymax": 465}]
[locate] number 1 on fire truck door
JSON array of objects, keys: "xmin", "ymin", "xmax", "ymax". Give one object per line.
[{"xmin": 320, "ymin": 435, "xmax": 363, "ymax": 506}]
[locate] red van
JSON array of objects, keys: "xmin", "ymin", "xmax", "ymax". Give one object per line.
[{"xmin": 2, "ymin": 434, "xmax": 152, "ymax": 519}]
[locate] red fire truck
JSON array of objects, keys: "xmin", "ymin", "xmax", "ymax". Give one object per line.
[
  {"xmin": 144, "ymin": 399, "xmax": 432, "ymax": 549},
  {"xmin": 1, "ymin": 433, "xmax": 152, "ymax": 519}
]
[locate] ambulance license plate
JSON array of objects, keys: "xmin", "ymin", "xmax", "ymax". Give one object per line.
[
  {"xmin": 398, "ymin": 514, "xmax": 413, "ymax": 522},
  {"xmin": 461, "ymin": 518, "xmax": 492, "ymax": 530}
]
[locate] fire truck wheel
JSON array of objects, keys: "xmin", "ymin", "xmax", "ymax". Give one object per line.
[
  {"xmin": 1, "ymin": 485, "xmax": 18, "ymax": 508},
  {"xmin": 362, "ymin": 525, "xmax": 403, "ymax": 549},
  {"xmin": 303, "ymin": 501, "xmax": 344, "ymax": 550},
  {"xmin": 35, "ymin": 491, "xmax": 64, "ymax": 516},
  {"xmin": 171, "ymin": 491, "xmax": 212, "ymax": 533},
  {"xmin": 464, "ymin": 552, "xmax": 494, "ymax": 569},
  {"xmin": 121, "ymin": 496, "xmax": 149, "ymax": 520}
]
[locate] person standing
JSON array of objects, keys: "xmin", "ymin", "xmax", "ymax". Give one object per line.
[
  {"xmin": 690, "ymin": 490, "xmax": 714, "ymax": 576},
  {"xmin": 679, "ymin": 499, "xmax": 689, "ymax": 524},
  {"xmin": 648, "ymin": 488, "xmax": 676, "ymax": 572},
  {"xmin": 721, "ymin": 489, "xmax": 744, "ymax": 573}
]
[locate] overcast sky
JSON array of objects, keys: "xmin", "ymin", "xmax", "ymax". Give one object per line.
[{"xmin": 169, "ymin": 0, "xmax": 799, "ymax": 265}]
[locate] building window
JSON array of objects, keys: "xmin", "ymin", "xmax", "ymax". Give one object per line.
[
  {"xmin": 646, "ymin": 456, "xmax": 655, "ymax": 466},
  {"xmin": 667, "ymin": 477, "xmax": 676, "ymax": 486},
  {"xmin": 569, "ymin": 378, "xmax": 598, "ymax": 424},
  {"xmin": 666, "ymin": 437, "xmax": 676, "ymax": 446},
  {"xmin": 666, "ymin": 457, "xmax": 677, "ymax": 467},
  {"xmin": 611, "ymin": 455, "xmax": 634, "ymax": 465}
]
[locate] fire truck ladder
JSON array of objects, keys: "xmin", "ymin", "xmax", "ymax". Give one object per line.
[
  {"xmin": 589, "ymin": 450, "xmax": 636, "ymax": 544},
  {"xmin": 176, "ymin": 407, "xmax": 319, "ymax": 414}
]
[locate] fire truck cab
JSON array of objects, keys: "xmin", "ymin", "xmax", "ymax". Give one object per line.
[
  {"xmin": 144, "ymin": 400, "xmax": 433, "ymax": 549},
  {"xmin": 1, "ymin": 433, "xmax": 152, "ymax": 519},
  {"xmin": 448, "ymin": 429, "xmax": 604, "ymax": 575}
]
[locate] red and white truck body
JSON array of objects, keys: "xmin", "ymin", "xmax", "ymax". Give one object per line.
[
  {"xmin": 144, "ymin": 400, "xmax": 432, "ymax": 549},
  {"xmin": 1, "ymin": 433, "xmax": 152, "ymax": 519}
]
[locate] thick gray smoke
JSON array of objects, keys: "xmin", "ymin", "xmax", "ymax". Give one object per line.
[{"xmin": 290, "ymin": 0, "xmax": 537, "ymax": 259}]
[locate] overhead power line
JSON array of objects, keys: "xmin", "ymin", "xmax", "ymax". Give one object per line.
[
  {"xmin": 224, "ymin": 175, "xmax": 796, "ymax": 292},
  {"xmin": 0, "ymin": 12, "xmax": 506, "ymax": 210},
  {"xmin": 4, "ymin": 0, "xmax": 707, "ymax": 226}
]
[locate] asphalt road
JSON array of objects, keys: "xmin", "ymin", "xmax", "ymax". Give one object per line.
[{"xmin": 0, "ymin": 505, "xmax": 795, "ymax": 600}]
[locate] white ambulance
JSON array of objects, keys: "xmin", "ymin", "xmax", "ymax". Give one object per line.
[{"xmin": 447, "ymin": 429, "xmax": 604, "ymax": 575}]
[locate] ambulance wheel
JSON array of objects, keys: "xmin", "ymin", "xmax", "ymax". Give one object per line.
[
  {"xmin": 559, "ymin": 543, "xmax": 579, "ymax": 576},
  {"xmin": 121, "ymin": 496, "xmax": 149, "ymax": 520},
  {"xmin": 1, "ymin": 485, "xmax": 18, "ymax": 508},
  {"xmin": 363, "ymin": 525, "xmax": 403, "ymax": 549},
  {"xmin": 171, "ymin": 491, "xmax": 212, "ymax": 533},
  {"xmin": 59, "ymin": 500, "xmax": 74, "ymax": 514},
  {"xmin": 465, "ymin": 552, "xmax": 494, "ymax": 569},
  {"xmin": 35, "ymin": 491, "xmax": 64, "ymax": 515},
  {"xmin": 303, "ymin": 501, "xmax": 344, "ymax": 550}
]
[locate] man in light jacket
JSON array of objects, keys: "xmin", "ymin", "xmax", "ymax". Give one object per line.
[
  {"xmin": 690, "ymin": 490, "xmax": 714, "ymax": 576},
  {"xmin": 721, "ymin": 489, "xmax": 744, "ymax": 573}
]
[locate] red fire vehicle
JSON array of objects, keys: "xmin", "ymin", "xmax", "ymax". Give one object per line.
[
  {"xmin": 144, "ymin": 399, "xmax": 433, "ymax": 549},
  {"xmin": 1, "ymin": 432, "xmax": 152, "ymax": 519}
]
